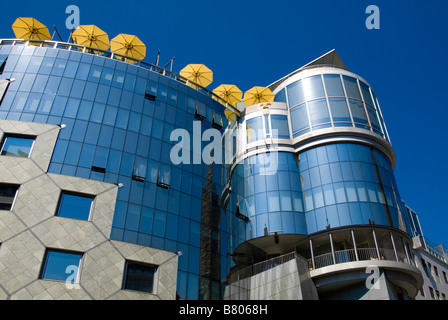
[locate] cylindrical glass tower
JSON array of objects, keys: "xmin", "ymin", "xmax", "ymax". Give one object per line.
[{"xmin": 222, "ymin": 50, "xmax": 422, "ymax": 299}]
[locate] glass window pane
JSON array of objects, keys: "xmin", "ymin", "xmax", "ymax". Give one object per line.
[
  {"xmin": 41, "ymin": 250, "xmax": 82, "ymax": 282},
  {"xmin": 1, "ymin": 136, "xmax": 34, "ymax": 157},
  {"xmin": 287, "ymin": 80, "xmax": 305, "ymax": 107},
  {"xmin": 302, "ymin": 75, "xmax": 325, "ymax": 100},
  {"xmin": 323, "ymin": 74, "xmax": 345, "ymax": 97},
  {"xmin": 270, "ymin": 115, "xmax": 290, "ymax": 139},
  {"xmin": 274, "ymin": 88, "xmax": 286, "ymax": 103},
  {"xmin": 343, "ymin": 76, "xmax": 361, "ymax": 100},
  {"xmin": 0, "ymin": 184, "xmax": 18, "ymax": 210},
  {"xmin": 246, "ymin": 116, "xmax": 263, "ymax": 143},
  {"xmin": 366, "ymin": 105, "xmax": 382, "ymax": 132},
  {"xmin": 349, "ymin": 99, "xmax": 368, "ymax": 125},
  {"xmin": 308, "ymin": 99, "xmax": 330, "ymax": 126},
  {"xmin": 57, "ymin": 192, "xmax": 93, "ymax": 221},
  {"xmin": 328, "ymin": 98, "xmax": 351, "ymax": 123},
  {"xmin": 290, "ymin": 104, "xmax": 309, "ymax": 133},
  {"xmin": 359, "ymin": 81, "xmax": 374, "ymax": 106}
]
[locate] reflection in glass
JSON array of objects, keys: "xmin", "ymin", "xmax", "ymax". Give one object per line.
[
  {"xmin": 40, "ymin": 250, "xmax": 82, "ymax": 282},
  {"xmin": 1, "ymin": 136, "xmax": 34, "ymax": 157}
]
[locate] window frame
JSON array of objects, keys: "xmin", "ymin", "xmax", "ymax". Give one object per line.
[
  {"xmin": 0, "ymin": 134, "xmax": 36, "ymax": 158},
  {"xmin": 122, "ymin": 260, "xmax": 158, "ymax": 294},
  {"xmin": 55, "ymin": 191, "xmax": 95, "ymax": 221},
  {"xmin": 0, "ymin": 183, "xmax": 19, "ymax": 211},
  {"xmin": 39, "ymin": 248, "xmax": 84, "ymax": 284}
]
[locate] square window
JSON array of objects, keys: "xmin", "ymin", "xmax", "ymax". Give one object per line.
[
  {"xmin": 40, "ymin": 249, "xmax": 83, "ymax": 282},
  {"xmin": 0, "ymin": 184, "xmax": 19, "ymax": 210},
  {"xmin": 123, "ymin": 261, "xmax": 157, "ymax": 294},
  {"xmin": 0, "ymin": 135, "xmax": 35, "ymax": 158},
  {"xmin": 56, "ymin": 192, "xmax": 94, "ymax": 221}
]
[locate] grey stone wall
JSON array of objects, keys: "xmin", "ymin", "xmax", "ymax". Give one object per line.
[{"xmin": 0, "ymin": 120, "xmax": 178, "ymax": 300}]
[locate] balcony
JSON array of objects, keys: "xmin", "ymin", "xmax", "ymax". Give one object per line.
[{"xmin": 309, "ymin": 247, "xmax": 410, "ymax": 270}]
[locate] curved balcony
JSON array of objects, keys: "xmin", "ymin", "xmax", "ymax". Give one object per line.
[{"xmin": 309, "ymin": 247, "xmax": 410, "ymax": 270}]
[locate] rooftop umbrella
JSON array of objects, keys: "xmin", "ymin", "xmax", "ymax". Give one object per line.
[
  {"xmin": 179, "ymin": 64, "xmax": 213, "ymax": 88},
  {"xmin": 72, "ymin": 25, "xmax": 110, "ymax": 51},
  {"xmin": 12, "ymin": 17, "xmax": 51, "ymax": 40},
  {"xmin": 243, "ymin": 86, "xmax": 275, "ymax": 106},
  {"xmin": 224, "ymin": 108, "xmax": 236, "ymax": 122},
  {"xmin": 212, "ymin": 84, "xmax": 242, "ymax": 106},
  {"xmin": 111, "ymin": 33, "xmax": 146, "ymax": 61}
]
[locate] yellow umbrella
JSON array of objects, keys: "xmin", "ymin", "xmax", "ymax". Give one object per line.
[
  {"xmin": 243, "ymin": 86, "xmax": 275, "ymax": 106},
  {"xmin": 224, "ymin": 108, "xmax": 236, "ymax": 122},
  {"xmin": 12, "ymin": 17, "xmax": 51, "ymax": 40},
  {"xmin": 72, "ymin": 25, "xmax": 110, "ymax": 51},
  {"xmin": 179, "ymin": 64, "xmax": 213, "ymax": 88},
  {"xmin": 111, "ymin": 33, "xmax": 146, "ymax": 61},
  {"xmin": 212, "ymin": 84, "xmax": 242, "ymax": 106}
]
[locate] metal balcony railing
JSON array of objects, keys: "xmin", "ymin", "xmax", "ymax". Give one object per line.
[
  {"xmin": 309, "ymin": 247, "xmax": 410, "ymax": 270},
  {"xmin": 0, "ymin": 38, "xmax": 239, "ymax": 115}
]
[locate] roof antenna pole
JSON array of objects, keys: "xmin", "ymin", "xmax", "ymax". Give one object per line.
[
  {"xmin": 67, "ymin": 28, "xmax": 74, "ymax": 43},
  {"xmin": 164, "ymin": 57, "xmax": 175, "ymax": 72},
  {"xmin": 154, "ymin": 50, "xmax": 160, "ymax": 66},
  {"xmin": 53, "ymin": 26, "xmax": 63, "ymax": 42}
]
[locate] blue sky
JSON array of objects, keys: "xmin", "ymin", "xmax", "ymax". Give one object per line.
[{"xmin": 2, "ymin": 0, "xmax": 448, "ymax": 247}]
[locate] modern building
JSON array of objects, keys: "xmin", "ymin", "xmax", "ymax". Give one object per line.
[
  {"xmin": 0, "ymin": 35, "xmax": 438, "ymax": 300},
  {"xmin": 222, "ymin": 50, "xmax": 423, "ymax": 300},
  {"xmin": 0, "ymin": 37, "xmax": 230, "ymax": 300},
  {"xmin": 404, "ymin": 204, "xmax": 448, "ymax": 300}
]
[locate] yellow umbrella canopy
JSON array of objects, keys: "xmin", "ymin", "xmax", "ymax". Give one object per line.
[
  {"xmin": 72, "ymin": 25, "xmax": 110, "ymax": 51},
  {"xmin": 179, "ymin": 64, "xmax": 213, "ymax": 88},
  {"xmin": 12, "ymin": 17, "xmax": 51, "ymax": 40},
  {"xmin": 224, "ymin": 108, "xmax": 236, "ymax": 122},
  {"xmin": 243, "ymin": 86, "xmax": 275, "ymax": 106},
  {"xmin": 111, "ymin": 33, "xmax": 146, "ymax": 60},
  {"xmin": 212, "ymin": 84, "xmax": 242, "ymax": 106}
]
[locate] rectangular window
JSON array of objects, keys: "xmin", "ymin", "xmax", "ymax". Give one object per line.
[
  {"xmin": 443, "ymin": 271, "xmax": 448, "ymax": 284},
  {"xmin": 343, "ymin": 76, "xmax": 362, "ymax": 100},
  {"xmin": 348, "ymin": 99, "xmax": 368, "ymax": 126},
  {"xmin": 287, "ymin": 80, "xmax": 305, "ymax": 107},
  {"xmin": 144, "ymin": 91, "xmax": 156, "ymax": 101},
  {"xmin": 270, "ymin": 115, "xmax": 290, "ymax": 139},
  {"xmin": 328, "ymin": 98, "xmax": 351, "ymax": 123},
  {"xmin": 123, "ymin": 261, "xmax": 157, "ymax": 294},
  {"xmin": 132, "ymin": 156, "xmax": 146, "ymax": 182},
  {"xmin": 0, "ymin": 184, "xmax": 19, "ymax": 210},
  {"xmin": 0, "ymin": 134, "xmax": 35, "ymax": 158},
  {"xmin": 246, "ymin": 116, "xmax": 263, "ymax": 143},
  {"xmin": 195, "ymin": 101, "xmax": 206, "ymax": 120},
  {"xmin": 323, "ymin": 74, "xmax": 345, "ymax": 97},
  {"xmin": 56, "ymin": 192, "xmax": 94, "ymax": 221},
  {"xmin": 212, "ymin": 111, "xmax": 223, "ymax": 129},
  {"xmin": 157, "ymin": 163, "xmax": 171, "ymax": 189},
  {"xmin": 290, "ymin": 104, "xmax": 310, "ymax": 134},
  {"xmin": 40, "ymin": 249, "xmax": 83, "ymax": 283},
  {"xmin": 308, "ymin": 99, "xmax": 331, "ymax": 127},
  {"xmin": 302, "ymin": 75, "xmax": 325, "ymax": 101}
]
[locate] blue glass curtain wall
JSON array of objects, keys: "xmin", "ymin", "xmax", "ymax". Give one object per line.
[
  {"xmin": 0, "ymin": 44, "xmax": 228, "ymax": 300},
  {"xmin": 278, "ymin": 73, "xmax": 387, "ymax": 140}
]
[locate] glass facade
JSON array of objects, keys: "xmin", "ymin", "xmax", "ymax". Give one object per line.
[
  {"xmin": 299, "ymin": 143, "xmax": 408, "ymax": 234},
  {"xmin": 0, "ymin": 43, "xmax": 228, "ymax": 300},
  {"xmin": 277, "ymin": 73, "xmax": 388, "ymax": 140},
  {"xmin": 226, "ymin": 152, "xmax": 306, "ymax": 257},
  {"xmin": 0, "ymin": 41, "xmax": 419, "ymax": 300}
]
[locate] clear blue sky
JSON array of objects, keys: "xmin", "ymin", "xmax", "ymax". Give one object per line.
[{"xmin": 2, "ymin": 0, "xmax": 447, "ymax": 247}]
